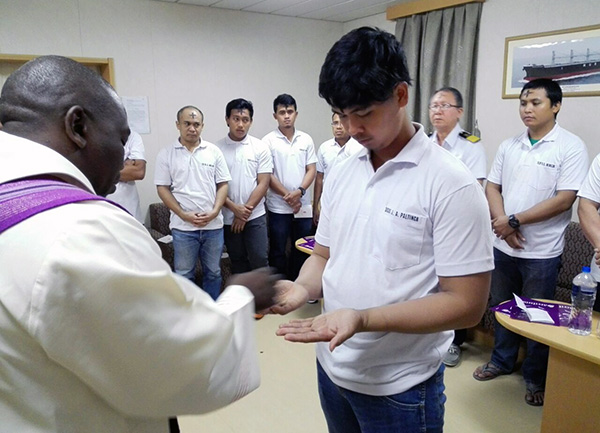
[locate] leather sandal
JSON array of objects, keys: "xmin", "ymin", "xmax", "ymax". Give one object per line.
[{"xmin": 473, "ymin": 362, "xmax": 509, "ymax": 381}]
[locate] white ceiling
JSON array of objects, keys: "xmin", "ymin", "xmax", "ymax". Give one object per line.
[{"xmin": 152, "ymin": 0, "xmax": 403, "ymax": 23}]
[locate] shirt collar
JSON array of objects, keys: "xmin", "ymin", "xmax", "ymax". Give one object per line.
[
  {"xmin": 357, "ymin": 123, "xmax": 428, "ymax": 166},
  {"xmin": 432, "ymin": 123, "xmax": 461, "ymax": 149},
  {"xmin": 274, "ymin": 127, "xmax": 299, "ymax": 143},
  {"xmin": 224, "ymin": 134, "xmax": 251, "ymax": 146},
  {"xmin": 518, "ymin": 123, "xmax": 560, "ymax": 147},
  {"xmin": 0, "ymin": 131, "xmax": 95, "ymax": 193}
]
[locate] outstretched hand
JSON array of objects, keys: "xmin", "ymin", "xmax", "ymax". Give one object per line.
[
  {"xmin": 268, "ymin": 280, "xmax": 310, "ymax": 315},
  {"xmin": 227, "ymin": 267, "xmax": 282, "ymax": 312},
  {"xmin": 276, "ymin": 309, "xmax": 363, "ymax": 352}
]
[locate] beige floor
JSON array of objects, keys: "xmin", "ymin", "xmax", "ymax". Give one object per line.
[{"xmin": 180, "ymin": 303, "xmax": 543, "ymax": 433}]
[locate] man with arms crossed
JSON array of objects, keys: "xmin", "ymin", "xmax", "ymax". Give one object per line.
[
  {"xmin": 155, "ymin": 106, "xmax": 231, "ymax": 300},
  {"xmin": 473, "ymin": 78, "xmax": 588, "ymax": 407},
  {"xmin": 0, "ymin": 56, "xmax": 278, "ymax": 433},
  {"xmin": 262, "ymin": 94, "xmax": 316, "ymax": 280},
  {"xmin": 272, "ymin": 27, "xmax": 493, "ymax": 433},
  {"xmin": 216, "ymin": 98, "xmax": 272, "ymax": 274},
  {"xmin": 313, "ymin": 112, "xmax": 361, "ymax": 226},
  {"xmin": 107, "ymin": 129, "xmax": 146, "ymax": 223},
  {"xmin": 429, "ymin": 86, "xmax": 487, "ymax": 367}
]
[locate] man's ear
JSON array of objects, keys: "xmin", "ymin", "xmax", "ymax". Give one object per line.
[
  {"xmin": 64, "ymin": 105, "xmax": 87, "ymax": 150},
  {"xmin": 395, "ymin": 82, "xmax": 410, "ymax": 108}
]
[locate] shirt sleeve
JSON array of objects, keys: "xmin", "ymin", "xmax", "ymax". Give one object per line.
[
  {"xmin": 316, "ymin": 145, "xmax": 325, "ymax": 173},
  {"xmin": 31, "ymin": 203, "xmax": 259, "ymax": 417},
  {"xmin": 154, "ymin": 147, "xmax": 172, "ymax": 186},
  {"xmin": 556, "ymin": 139, "xmax": 589, "ymax": 191},
  {"xmin": 127, "ymin": 131, "xmax": 146, "ymax": 161},
  {"xmin": 432, "ymin": 182, "xmax": 495, "ymax": 276},
  {"xmin": 461, "ymin": 141, "xmax": 487, "ymax": 180},
  {"xmin": 214, "ymin": 147, "xmax": 232, "ymax": 183},
  {"xmin": 487, "ymin": 140, "xmax": 506, "ymax": 185},
  {"xmin": 578, "ymin": 154, "xmax": 600, "ymax": 202},
  {"xmin": 256, "ymin": 141, "xmax": 273, "ymax": 174},
  {"xmin": 305, "ymin": 137, "xmax": 317, "ymax": 166}
]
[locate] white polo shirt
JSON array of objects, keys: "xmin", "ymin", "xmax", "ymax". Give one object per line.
[
  {"xmin": 316, "ymin": 137, "xmax": 362, "ymax": 180},
  {"xmin": 262, "ymin": 128, "xmax": 317, "ymax": 214},
  {"xmin": 488, "ymin": 123, "xmax": 588, "ymax": 259},
  {"xmin": 430, "ymin": 123, "xmax": 487, "ymax": 180},
  {"xmin": 154, "ymin": 139, "xmax": 231, "ymax": 231},
  {"xmin": 577, "ymin": 153, "xmax": 600, "ymax": 280},
  {"xmin": 215, "ymin": 134, "xmax": 273, "ymax": 225},
  {"xmin": 315, "ymin": 124, "xmax": 493, "ymax": 396},
  {"xmin": 107, "ymin": 131, "xmax": 146, "ymax": 222}
]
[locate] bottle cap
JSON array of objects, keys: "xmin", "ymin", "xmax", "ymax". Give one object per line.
[{"xmin": 583, "ymin": 266, "xmax": 591, "ymax": 273}]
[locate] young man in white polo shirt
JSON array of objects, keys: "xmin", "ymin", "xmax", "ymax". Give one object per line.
[
  {"xmin": 216, "ymin": 98, "xmax": 272, "ymax": 275},
  {"xmin": 428, "ymin": 86, "xmax": 487, "ymax": 368},
  {"xmin": 578, "ymin": 154, "xmax": 600, "ymax": 290},
  {"xmin": 155, "ymin": 106, "xmax": 231, "ymax": 300},
  {"xmin": 271, "ymin": 27, "xmax": 493, "ymax": 433},
  {"xmin": 313, "ymin": 112, "xmax": 361, "ymax": 225},
  {"xmin": 262, "ymin": 94, "xmax": 316, "ymax": 280},
  {"xmin": 473, "ymin": 79, "xmax": 588, "ymax": 407}
]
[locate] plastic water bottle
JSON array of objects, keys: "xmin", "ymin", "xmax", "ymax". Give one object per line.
[{"xmin": 568, "ymin": 266, "xmax": 597, "ymax": 336}]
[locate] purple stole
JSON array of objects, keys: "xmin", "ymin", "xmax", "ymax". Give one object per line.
[{"xmin": 0, "ymin": 178, "xmax": 122, "ymax": 233}]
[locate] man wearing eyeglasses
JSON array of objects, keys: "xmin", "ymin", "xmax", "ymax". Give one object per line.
[
  {"xmin": 313, "ymin": 113, "xmax": 362, "ymax": 226},
  {"xmin": 429, "ymin": 87, "xmax": 486, "ymax": 186},
  {"xmin": 429, "ymin": 87, "xmax": 487, "ymax": 368}
]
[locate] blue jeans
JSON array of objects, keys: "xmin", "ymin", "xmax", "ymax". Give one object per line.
[
  {"xmin": 172, "ymin": 228, "xmax": 224, "ymax": 300},
  {"xmin": 268, "ymin": 211, "xmax": 312, "ymax": 280},
  {"xmin": 224, "ymin": 214, "xmax": 269, "ymax": 274},
  {"xmin": 317, "ymin": 361, "xmax": 445, "ymax": 433},
  {"xmin": 490, "ymin": 248, "xmax": 561, "ymax": 388}
]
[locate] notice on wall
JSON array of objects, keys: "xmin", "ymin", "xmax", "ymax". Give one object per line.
[{"xmin": 121, "ymin": 96, "xmax": 150, "ymax": 134}]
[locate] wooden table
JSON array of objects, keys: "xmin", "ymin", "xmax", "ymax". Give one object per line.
[
  {"xmin": 294, "ymin": 235, "xmax": 315, "ymax": 255},
  {"xmin": 495, "ymin": 305, "xmax": 600, "ymax": 433}
]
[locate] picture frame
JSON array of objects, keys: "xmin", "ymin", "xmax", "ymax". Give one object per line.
[{"xmin": 502, "ymin": 24, "xmax": 600, "ymax": 98}]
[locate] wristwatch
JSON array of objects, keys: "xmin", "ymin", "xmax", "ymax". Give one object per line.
[
  {"xmin": 298, "ymin": 187, "xmax": 306, "ymax": 197},
  {"xmin": 508, "ymin": 214, "xmax": 520, "ymax": 229}
]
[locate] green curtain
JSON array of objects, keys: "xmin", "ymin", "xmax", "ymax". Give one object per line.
[{"xmin": 395, "ymin": 3, "xmax": 483, "ymax": 135}]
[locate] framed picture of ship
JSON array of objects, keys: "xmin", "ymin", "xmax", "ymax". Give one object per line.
[{"xmin": 503, "ymin": 24, "xmax": 600, "ymax": 98}]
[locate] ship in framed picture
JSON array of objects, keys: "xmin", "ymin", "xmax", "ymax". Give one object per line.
[{"xmin": 503, "ymin": 24, "xmax": 600, "ymax": 98}]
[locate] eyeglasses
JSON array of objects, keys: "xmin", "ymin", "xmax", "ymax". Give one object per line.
[{"xmin": 428, "ymin": 103, "xmax": 461, "ymax": 111}]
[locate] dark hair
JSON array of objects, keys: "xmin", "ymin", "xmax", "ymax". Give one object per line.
[
  {"xmin": 520, "ymin": 79, "xmax": 562, "ymax": 106},
  {"xmin": 319, "ymin": 27, "xmax": 411, "ymax": 110},
  {"xmin": 433, "ymin": 87, "xmax": 463, "ymax": 108},
  {"xmin": 226, "ymin": 98, "xmax": 254, "ymax": 119},
  {"xmin": 177, "ymin": 105, "xmax": 203, "ymax": 122},
  {"xmin": 273, "ymin": 94, "xmax": 297, "ymax": 113}
]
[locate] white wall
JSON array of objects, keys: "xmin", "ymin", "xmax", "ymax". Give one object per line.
[
  {"xmin": 3, "ymin": 0, "xmax": 597, "ymax": 221},
  {"xmin": 0, "ymin": 0, "xmax": 343, "ymax": 221},
  {"xmin": 476, "ymin": 0, "xmax": 600, "ymax": 165}
]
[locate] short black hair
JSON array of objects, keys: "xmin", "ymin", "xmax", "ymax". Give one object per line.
[
  {"xmin": 177, "ymin": 105, "xmax": 203, "ymax": 122},
  {"xmin": 319, "ymin": 27, "xmax": 411, "ymax": 110},
  {"xmin": 273, "ymin": 94, "xmax": 297, "ymax": 113},
  {"xmin": 226, "ymin": 98, "xmax": 254, "ymax": 119},
  {"xmin": 520, "ymin": 78, "xmax": 562, "ymax": 106},
  {"xmin": 0, "ymin": 55, "xmax": 118, "ymax": 132},
  {"xmin": 433, "ymin": 87, "xmax": 463, "ymax": 108}
]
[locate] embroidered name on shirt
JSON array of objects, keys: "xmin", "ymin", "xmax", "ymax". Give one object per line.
[
  {"xmin": 537, "ymin": 161, "xmax": 555, "ymax": 168},
  {"xmin": 201, "ymin": 162, "xmax": 215, "ymax": 168},
  {"xmin": 385, "ymin": 207, "xmax": 419, "ymax": 221}
]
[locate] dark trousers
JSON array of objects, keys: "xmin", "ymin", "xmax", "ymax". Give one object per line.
[{"xmin": 268, "ymin": 211, "xmax": 312, "ymax": 280}]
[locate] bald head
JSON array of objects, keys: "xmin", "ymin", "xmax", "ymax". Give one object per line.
[{"xmin": 0, "ymin": 55, "xmax": 129, "ymax": 196}]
